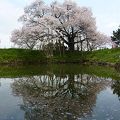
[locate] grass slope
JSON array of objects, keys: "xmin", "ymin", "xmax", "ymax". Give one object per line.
[
  {"xmin": 0, "ymin": 48, "xmax": 47, "ymax": 64},
  {"xmin": 87, "ymin": 48, "xmax": 120, "ymax": 63},
  {"xmin": 0, "ymin": 48, "xmax": 119, "ymax": 64}
]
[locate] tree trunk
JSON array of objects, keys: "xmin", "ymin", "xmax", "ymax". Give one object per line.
[
  {"xmin": 80, "ymin": 42, "xmax": 83, "ymax": 51},
  {"xmin": 68, "ymin": 37, "xmax": 74, "ymax": 51},
  {"xmin": 59, "ymin": 40, "xmax": 61, "ymax": 56},
  {"xmin": 68, "ymin": 43, "xmax": 74, "ymax": 51}
]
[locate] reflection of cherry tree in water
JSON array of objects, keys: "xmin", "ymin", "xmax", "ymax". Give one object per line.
[
  {"xmin": 11, "ymin": 74, "xmax": 109, "ymax": 120},
  {"xmin": 0, "ymin": 79, "xmax": 1, "ymax": 87},
  {"xmin": 112, "ymin": 67, "xmax": 120, "ymax": 100},
  {"xmin": 112, "ymin": 80, "xmax": 120, "ymax": 100}
]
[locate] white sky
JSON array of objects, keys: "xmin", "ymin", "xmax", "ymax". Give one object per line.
[{"xmin": 0, "ymin": 0, "xmax": 119, "ymax": 48}]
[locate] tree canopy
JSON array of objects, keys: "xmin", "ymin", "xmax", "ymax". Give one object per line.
[
  {"xmin": 111, "ymin": 26, "xmax": 120, "ymax": 46},
  {"xmin": 11, "ymin": 0, "xmax": 109, "ymax": 51}
]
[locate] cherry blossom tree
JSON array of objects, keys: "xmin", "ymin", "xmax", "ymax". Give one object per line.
[
  {"xmin": 11, "ymin": 25, "xmax": 46, "ymax": 49},
  {"xmin": 86, "ymin": 32, "xmax": 111, "ymax": 51},
  {"xmin": 11, "ymin": 0, "xmax": 109, "ymax": 51}
]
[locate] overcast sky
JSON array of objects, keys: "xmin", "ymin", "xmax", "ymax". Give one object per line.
[{"xmin": 0, "ymin": 0, "xmax": 120, "ymax": 48}]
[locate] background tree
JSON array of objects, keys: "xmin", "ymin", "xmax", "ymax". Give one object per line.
[{"xmin": 111, "ymin": 26, "xmax": 120, "ymax": 47}]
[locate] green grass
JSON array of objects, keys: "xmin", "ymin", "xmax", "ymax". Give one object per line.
[
  {"xmin": 53, "ymin": 51, "xmax": 86, "ymax": 63},
  {"xmin": 87, "ymin": 48, "xmax": 120, "ymax": 63},
  {"xmin": 0, "ymin": 48, "xmax": 119, "ymax": 65},
  {"xmin": 53, "ymin": 48, "xmax": 120, "ymax": 64},
  {"xmin": 0, "ymin": 49, "xmax": 87, "ymax": 64},
  {"xmin": 0, "ymin": 48, "xmax": 47, "ymax": 64}
]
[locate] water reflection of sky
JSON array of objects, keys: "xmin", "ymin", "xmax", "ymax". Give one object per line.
[
  {"xmin": 81, "ymin": 88, "xmax": 120, "ymax": 120},
  {"xmin": 0, "ymin": 74, "xmax": 120, "ymax": 120},
  {"xmin": 0, "ymin": 79, "xmax": 24, "ymax": 120}
]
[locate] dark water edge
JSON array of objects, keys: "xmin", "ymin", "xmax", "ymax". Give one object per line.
[
  {"xmin": 0, "ymin": 65, "xmax": 120, "ymax": 120},
  {"xmin": 0, "ymin": 64, "xmax": 119, "ymax": 79}
]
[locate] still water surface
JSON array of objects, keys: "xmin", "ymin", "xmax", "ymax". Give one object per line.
[{"xmin": 0, "ymin": 65, "xmax": 120, "ymax": 120}]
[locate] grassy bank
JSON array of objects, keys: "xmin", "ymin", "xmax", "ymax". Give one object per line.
[
  {"xmin": 0, "ymin": 48, "xmax": 47, "ymax": 64},
  {"xmin": 0, "ymin": 48, "xmax": 86, "ymax": 64},
  {"xmin": 87, "ymin": 48, "xmax": 120, "ymax": 64},
  {"xmin": 53, "ymin": 48, "xmax": 120, "ymax": 65},
  {"xmin": 0, "ymin": 48, "xmax": 119, "ymax": 65}
]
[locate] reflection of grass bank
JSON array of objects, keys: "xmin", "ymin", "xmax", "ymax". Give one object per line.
[{"xmin": 0, "ymin": 64, "xmax": 119, "ymax": 80}]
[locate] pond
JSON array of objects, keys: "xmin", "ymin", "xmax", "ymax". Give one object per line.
[{"xmin": 0, "ymin": 65, "xmax": 120, "ymax": 120}]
